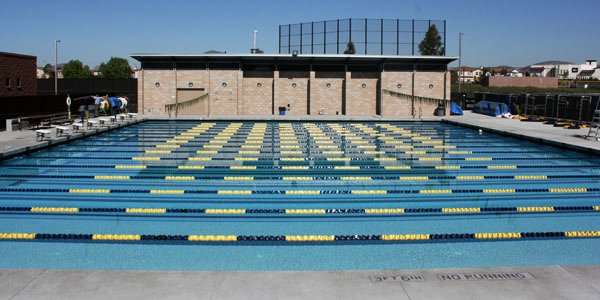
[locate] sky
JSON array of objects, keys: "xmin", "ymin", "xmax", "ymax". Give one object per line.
[{"xmin": 1, "ymin": 0, "xmax": 599, "ymax": 68}]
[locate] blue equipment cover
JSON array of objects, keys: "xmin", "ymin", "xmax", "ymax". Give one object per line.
[
  {"xmin": 473, "ymin": 101, "xmax": 509, "ymax": 117},
  {"xmin": 108, "ymin": 97, "xmax": 121, "ymax": 108},
  {"xmin": 450, "ymin": 102, "xmax": 463, "ymax": 115}
]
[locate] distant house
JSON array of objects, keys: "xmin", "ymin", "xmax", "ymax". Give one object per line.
[
  {"xmin": 52, "ymin": 64, "xmax": 64, "ymax": 79},
  {"xmin": 591, "ymin": 69, "xmax": 600, "ymax": 80},
  {"xmin": 482, "ymin": 66, "xmax": 522, "ymax": 77},
  {"xmin": 452, "ymin": 65, "xmax": 523, "ymax": 84},
  {"xmin": 527, "ymin": 60, "xmax": 597, "ymax": 79},
  {"xmin": 36, "ymin": 64, "xmax": 63, "ymax": 79},
  {"xmin": 89, "ymin": 66, "xmax": 137, "ymax": 78},
  {"xmin": 527, "ymin": 66, "xmax": 546, "ymax": 77},
  {"xmin": 509, "ymin": 69, "xmax": 523, "ymax": 77},
  {"xmin": 576, "ymin": 69, "xmax": 600, "ymax": 80},
  {"xmin": 204, "ymin": 50, "xmax": 227, "ymax": 54},
  {"xmin": 450, "ymin": 66, "xmax": 482, "ymax": 83},
  {"xmin": 527, "ymin": 60, "xmax": 574, "ymax": 77},
  {"xmin": 36, "ymin": 67, "xmax": 48, "ymax": 79},
  {"xmin": 489, "ymin": 66, "xmax": 514, "ymax": 76},
  {"xmin": 91, "ymin": 66, "xmax": 101, "ymax": 77}
]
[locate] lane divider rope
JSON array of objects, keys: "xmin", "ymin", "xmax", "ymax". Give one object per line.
[
  {"xmin": 1, "ymin": 230, "xmax": 599, "ymax": 243},
  {"xmin": 1, "ymin": 205, "xmax": 597, "ymax": 215},
  {"xmin": 0, "ymin": 187, "xmax": 594, "ymax": 195},
  {"xmin": 2, "ymin": 174, "xmax": 597, "ymax": 181}
]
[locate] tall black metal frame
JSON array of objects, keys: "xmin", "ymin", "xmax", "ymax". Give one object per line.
[{"xmin": 279, "ymin": 18, "xmax": 446, "ymax": 56}]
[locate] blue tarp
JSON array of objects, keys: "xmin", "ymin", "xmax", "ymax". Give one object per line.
[
  {"xmin": 108, "ymin": 97, "xmax": 121, "ymax": 108},
  {"xmin": 450, "ymin": 102, "xmax": 463, "ymax": 115},
  {"xmin": 473, "ymin": 101, "xmax": 510, "ymax": 117},
  {"xmin": 474, "ymin": 92, "xmax": 518, "ymax": 114}
]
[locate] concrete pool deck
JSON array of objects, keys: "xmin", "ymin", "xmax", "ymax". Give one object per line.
[
  {"xmin": 1, "ymin": 113, "xmax": 600, "ymax": 299},
  {"xmin": 2, "ymin": 265, "xmax": 600, "ymax": 300},
  {"xmin": 444, "ymin": 111, "xmax": 600, "ymax": 155}
]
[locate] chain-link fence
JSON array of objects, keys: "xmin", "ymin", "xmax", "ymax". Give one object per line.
[{"xmin": 279, "ymin": 18, "xmax": 446, "ymax": 56}]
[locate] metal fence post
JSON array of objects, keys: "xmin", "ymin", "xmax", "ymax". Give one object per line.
[
  {"xmin": 412, "ymin": 20, "xmax": 415, "ymax": 55},
  {"xmin": 364, "ymin": 18, "xmax": 368, "ymax": 55},
  {"xmin": 337, "ymin": 19, "xmax": 340, "ymax": 54},
  {"xmin": 380, "ymin": 19, "xmax": 384, "ymax": 55}
]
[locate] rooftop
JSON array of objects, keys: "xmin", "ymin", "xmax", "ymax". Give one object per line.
[
  {"xmin": 131, "ymin": 53, "xmax": 458, "ymax": 64},
  {"xmin": 449, "ymin": 66, "xmax": 480, "ymax": 71},
  {"xmin": 531, "ymin": 60, "xmax": 575, "ymax": 66},
  {"xmin": 578, "ymin": 70, "xmax": 596, "ymax": 76},
  {"xmin": 0, "ymin": 51, "xmax": 36, "ymax": 60}
]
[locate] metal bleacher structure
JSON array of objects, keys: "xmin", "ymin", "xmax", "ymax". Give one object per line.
[
  {"xmin": 474, "ymin": 92, "xmax": 600, "ymax": 130},
  {"xmin": 586, "ymin": 101, "xmax": 600, "ymax": 141}
]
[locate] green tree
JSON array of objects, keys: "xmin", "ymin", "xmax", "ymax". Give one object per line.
[
  {"xmin": 43, "ymin": 63, "xmax": 54, "ymax": 78},
  {"xmin": 343, "ymin": 42, "xmax": 356, "ymax": 54},
  {"xmin": 99, "ymin": 57, "xmax": 132, "ymax": 79},
  {"xmin": 477, "ymin": 67, "xmax": 490, "ymax": 86},
  {"xmin": 451, "ymin": 70, "xmax": 458, "ymax": 84},
  {"xmin": 62, "ymin": 60, "xmax": 91, "ymax": 78},
  {"xmin": 500, "ymin": 67, "xmax": 508, "ymax": 76},
  {"xmin": 418, "ymin": 25, "xmax": 444, "ymax": 56}
]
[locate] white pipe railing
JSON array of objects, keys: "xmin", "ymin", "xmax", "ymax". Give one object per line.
[
  {"xmin": 382, "ymin": 89, "xmax": 449, "ymax": 107},
  {"xmin": 165, "ymin": 93, "xmax": 209, "ymax": 116}
]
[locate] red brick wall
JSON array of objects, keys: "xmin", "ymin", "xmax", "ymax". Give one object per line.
[
  {"xmin": 489, "ymin": 77, "xmax": 558, "ymax": 88},
  {"xmin": 0, "ymin": 52, "xmax": 37, "ymax": 97}
]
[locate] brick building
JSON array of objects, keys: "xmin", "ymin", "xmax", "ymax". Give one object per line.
[
  {"xmin": 0, "ymin": 51, "xmax": 37, "ymax": 97},
  {"xmin": 131, "ymin": 54, "xmax": 456, "ymax": 117}
]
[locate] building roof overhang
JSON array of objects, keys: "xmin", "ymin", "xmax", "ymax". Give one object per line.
[
  {"xmin": 131, "ymin": 53, "xmax": 457, "ymax": 65},
  {"xmin": 0, "ymin": 51, "xmax": 37, "ymax": 60}
]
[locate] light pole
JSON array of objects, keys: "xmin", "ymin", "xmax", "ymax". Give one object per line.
[
  {"xmin": 54, "ymin": 39, "xmax": 61, "ymax": 95},
  {"xmin": 458, "ymin": 32, "xmax": 464, "ymax": 94},
  {"xmin": 251, "ymin": 29, "xmax": 258, "ymax": 53}
]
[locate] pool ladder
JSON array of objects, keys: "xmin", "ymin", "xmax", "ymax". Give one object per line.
[
  {"xmin": 586, "ymin": 100, "xmax": 600, "ymax": 141},
  {"xmin": 411, "ymin": 107, "xmax": 422, "ymax": 119}
]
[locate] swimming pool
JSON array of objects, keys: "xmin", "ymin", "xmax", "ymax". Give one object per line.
[{"xmin": 0, "ymin": 120, "xmax": 599, "ymax": 270}]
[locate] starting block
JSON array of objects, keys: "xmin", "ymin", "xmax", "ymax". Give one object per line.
[
  {"xmin": 35, "ymin": 129, "xmax": 52, "ymax": 141},
  {"xmin": 72, "ymin": 123, "xmax": 85, "ymax": 132},
  {"xmin": 98, "ymin": 118, "xmax": 111, "ymax": 126},
  {"xmin": 87, "ymin": 119, "xmax": 99, "ymax": 129},
  {"xmin": 55, "ymin": 126, "xmax": 71, "ymax": 137}
]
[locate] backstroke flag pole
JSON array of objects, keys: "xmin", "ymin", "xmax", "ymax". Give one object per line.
[{"xmin": 66, "ymin": 94, "xmax": 72, "ymax": 120}]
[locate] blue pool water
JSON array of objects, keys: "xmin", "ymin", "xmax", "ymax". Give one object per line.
[{"xmin": 1, "ymin": 120, "xmax": 600, "ymax": 270}]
